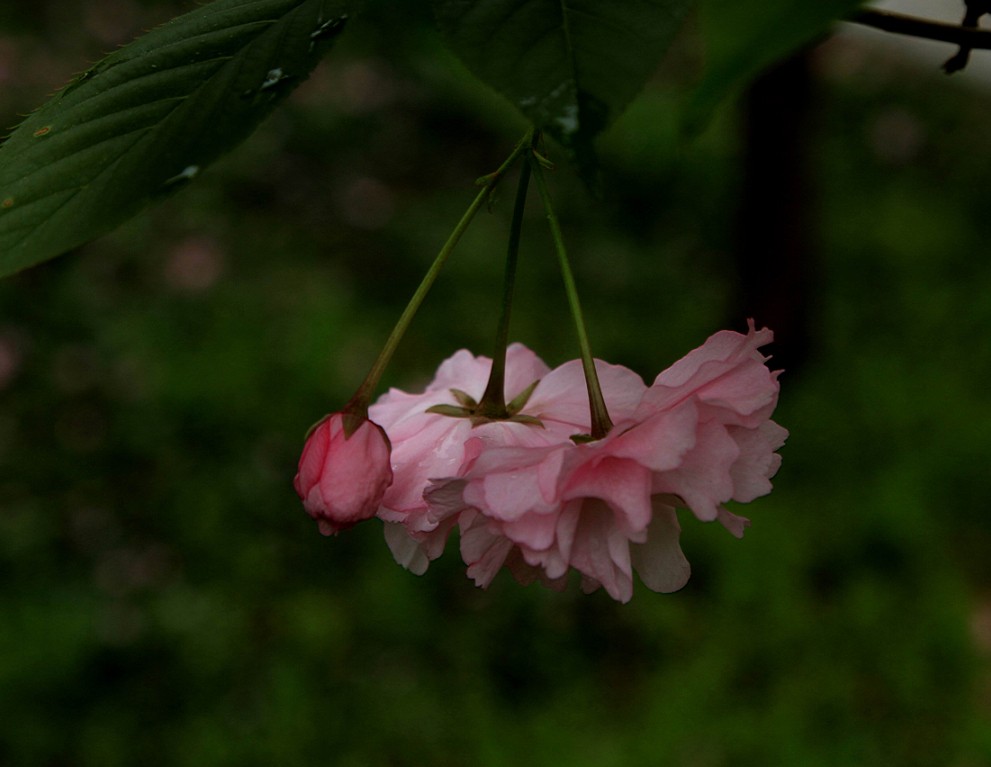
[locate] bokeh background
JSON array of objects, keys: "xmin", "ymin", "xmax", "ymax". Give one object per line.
[{"xmin": 2, "ymin": 1, "xmax": 991, "ymax": 764}]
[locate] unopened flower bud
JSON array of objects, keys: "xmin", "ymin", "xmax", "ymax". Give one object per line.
[{"xmin": 293, "ymin": 412, "xmax": 393, "ymax": 535}]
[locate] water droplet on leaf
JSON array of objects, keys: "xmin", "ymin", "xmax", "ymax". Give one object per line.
[
  {"xmin": 162, "ymin": 165, "xmax": 200, "ymax": 187},
  {"xmin": 310, "ymin": 15, "xmax": 348, "ymax": 42},
  {"xmin": 260, "ymin": 68, "xmax": 289, "ymax": 91},
  {"xmin": 309, "ymin": 15, "xmax": 348, "ymax": 51}
]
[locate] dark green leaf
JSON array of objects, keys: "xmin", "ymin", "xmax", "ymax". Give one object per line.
[
  {"xmin": 0, "ymin": 0, "xmax": 352, "ymax": 277},
  {"xmin": 432, "ymin": 0, "xmax": 696, "ymax": 174},
  {"xmin": 684, "ymin": 0, "xmax": 866, "ymax": 132}
]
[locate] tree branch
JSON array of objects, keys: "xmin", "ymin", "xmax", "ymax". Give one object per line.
[{"xmin": 848, "ymin": 8, "xmax": 991, "ymax": 49}]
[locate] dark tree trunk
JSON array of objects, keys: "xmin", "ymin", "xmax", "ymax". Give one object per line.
[{"xmin": 732, "ymin": 50, "xmax": 817, "ymax": 376}]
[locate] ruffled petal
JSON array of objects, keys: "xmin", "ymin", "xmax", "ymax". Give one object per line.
[
  {"xmin": 716, "ymin": 506, "xmax": 750, "ymax": 538},
  {"xmin": 651, "ymin": 420, "xmax": 740, "ymax": 521},
  {"xmin": 608, "ymin": 400, "xmax": 699, "ymax": 472},
  {"xmin": 567, "ymin": 499, "xmax": 635, "ymax": 603},
  {"xmin": 640, "ymin": 322, "xmax": 774, "ymax": 416},
  {"xmin": 459, "ymin": 511, "xmax": 515, "ymax": 588},
  {"xmin": 727, "ymin": 421, "xmax": 789, "ymax": 502},
  {"xmin": 652, "ymin": 321, "xmax": 773, "ymax": 389},
  {"xmin": 696, "ymin": 360, "xmax": 779, "ymax": 423},
  {"xmin": 562, "ymin": 455, "xmax": 653, "ymax": 535}
]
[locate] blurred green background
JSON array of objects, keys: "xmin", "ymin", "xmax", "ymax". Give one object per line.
[{"xmin": 2, "ymin": 1, "xmax": 990, "ymax": 765}]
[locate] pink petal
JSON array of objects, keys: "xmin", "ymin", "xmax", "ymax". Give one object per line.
[
  {"xmin": 727, "ymin": 421, "xmax": 789, "ymax": 502},
  {"xmin": 567, "ymin": 499, "xmax": 635, "ymax": 603},
  {"xmin": 652, "ymin": 321, "xmax": 773, "ymax": 389},
  {"xmin": 526, "ymin": 500, "xmax": 583, "ymax": 579},
  {"xmin": 460, "ymin": 510, "xmax": 515, "ymax": 588},
  {"xmin": 651, "ymin": 420, "xmax": 740, "ymax": 521},
  {"xmin": 425, "ymin": 344, "xmax": 550, "ymax": 399},
  {"xmin": 503, "ymin": 343, "xmax": 554, "ymax": 400},
  {"xmin": 523, "ymin": 359, "xmax": 594, "ymax": 429},
  {"xmin": 379, "ymin": 417, "xmax": 473, "ymax": 513},
  {"xmin": 630, "ymin": 502, "xmax": 691, "ymax": 593},
  {"xmin": 527, "ymin": 358, "xmax": 646, "ymax": 429},
  {"xmin": 429, "ymin": 348, "xmax": 497, "ymax": 393},
  {"xmin": 501, "ymin": 509, "xmax": 560, "ymax": 551},
  {"xmin": 716, "ymin": 506, "xmax": 750, "ymax": 538},
  {"xmin": 562, "ymin": 455, "xmax": 653, "ymax": 534},
  {"xmin": 463, "ymin": 446, "xmax": 566, "ymax": 520},
  {"xmin": 640, "ymin": 323, "xmax": 774, "ymax": 415},
  {"xmin": 423, "ymin": 478, "xmax": 469, "ymax": 523},
  {"xmin": 694, "ymin": 361, "xmax": 780, "ymax": 426},
  {"xmin": 608, "ymin": 400, "xmax": 699, "ymax": 472}
]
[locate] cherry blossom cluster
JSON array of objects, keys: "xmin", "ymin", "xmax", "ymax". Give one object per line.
[{"xmin": 294, "ymin": 322, "xmax": 786, "ymax": 602}]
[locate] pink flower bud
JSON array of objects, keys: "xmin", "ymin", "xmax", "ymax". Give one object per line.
[{"xmin": 293, "ymin": 413, "xmax": 393, "ymax": 535}]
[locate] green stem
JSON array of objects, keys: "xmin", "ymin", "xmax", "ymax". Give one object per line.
[
  {"xmin": 529, "ymin": 151, "xmax": 613, "ymax": 440},
  {"xmin": 476, "ymin": 133, "xmax": 536, "ymax": 418},
  {"xmin": 345, "ymin": 131, "xmax": 533, "ymax": 429}
]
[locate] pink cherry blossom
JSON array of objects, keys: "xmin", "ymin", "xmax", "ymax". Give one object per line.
[
  {"xmin": 294, "ymin": 412, "xmax": 393, "ymax": 536},
  {"xmin": 367, "ymin": 343, "xmax": 566, "ymax": 573},
  {"xmin": 423, "ymin": 321, "xmax": 787, "ymax": 602}
]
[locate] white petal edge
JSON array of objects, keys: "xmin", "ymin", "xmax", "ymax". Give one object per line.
[{"xmin": 383, "ymin": 521, "xmax": 430, "ymax": 575}]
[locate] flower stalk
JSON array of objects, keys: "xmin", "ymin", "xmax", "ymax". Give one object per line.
[
  {"xmin": 476, "ymin": 131, "xmax": 537, "ymax": 419},
  {"xmin": 529, "ymin": 146, "xmax": 613, "ymax": 439},
  {"xmin": 342, "ymin": 131, "xmax": 534, "ymax": 432}
]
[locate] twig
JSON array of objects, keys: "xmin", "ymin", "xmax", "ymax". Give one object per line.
[{"xmin": 848, "ymin": 8, "xmax": 991, "ymax": 49}]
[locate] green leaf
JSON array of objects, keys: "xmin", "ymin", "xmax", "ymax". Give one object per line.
[
  {"xmin": 0, "ymin": 0, "xmax": 353, "ymax": 278},
  {"xmin": 684, "ymin": 0, "xmax": 866, "ymax": 132},
  {"xmin": 432, "ymin": 0, "xmax": 696, "ymax": 174}
]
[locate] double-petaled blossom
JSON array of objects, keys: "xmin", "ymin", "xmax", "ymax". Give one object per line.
[
  {"xmin": 366, "ymin": 322, "xmax": 787, "ymax": 601},
  {"xmin": 367, "ymin": 344, "xmax": 567, "ymax": 574},
  {"xmin": 424, "ymin": 323, "xmax": 786, "ymax": 601},
  {"xmin": 293, "ymin": 412, "xmax": 393, "ymax": 535}
]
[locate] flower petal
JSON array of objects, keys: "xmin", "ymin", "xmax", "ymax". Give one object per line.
[
  {"xmin": 727, "ymin": 421, "xmax": 789, "ymax": 502},
  {"xmin": 608, "ymin": 400, "xmax": 699, "ymax": 472},
  {"xmin": 716, "ymin": 506, "xmax": 750, "ymax": 538},
  {"xmin": 464, "ymin": 445, "xmax": 566, "ymax": 520},
  {"xmin": 567, "ymin": 499, "xmax": 635, "ymax": 603},
  {"xmin": 383, "ymin": 521, "xmax": 430, "ymax": 575},
  {"xmin": 563, "ymin": 455, "xmax": 653, "ymax": 534},
  {"xmin": 630, "ymin": 502, "xmax": 691, "ymax": 593},
  {"xmin": 527, "ymin": 358, "xmax": 646, "ymax": 429},
  {"xmin": 460, "ymin": 510, "xmax": 514, "ymax": 588},
  {"xmin": 651, "ymin": 420, "xmax": 740, "ymax": 521}
]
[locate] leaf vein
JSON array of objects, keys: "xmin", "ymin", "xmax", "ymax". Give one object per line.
[{"xmin": 2, "ymin": 132, "xmax": 146, "ymax": 254}]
